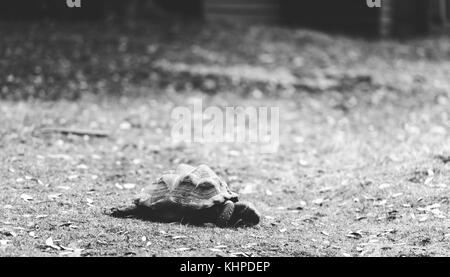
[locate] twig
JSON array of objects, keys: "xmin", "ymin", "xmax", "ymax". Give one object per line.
[{"xmin": 40, "ymin": 127, "xmax": 110, "ymax": 138}]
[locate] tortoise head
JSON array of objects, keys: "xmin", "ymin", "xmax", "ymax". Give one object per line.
[{"xmin": 230, "ymin": 202, "xmax": 260, "ymax": 227}]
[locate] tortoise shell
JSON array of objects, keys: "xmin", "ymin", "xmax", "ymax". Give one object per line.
[{"xmin": 135, "ymin": 164, "xmax": 238, "ymax": 210}]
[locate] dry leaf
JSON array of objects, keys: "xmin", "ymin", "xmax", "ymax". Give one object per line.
[
  {"xmin": 123, "ymin": 183, "xmax": 136, "ymax": 189},
  {"xmin": 346, "ymin": 231, "xmax": 363, "ymax": 239},
  {"xmin": 231, "ymin": 252, "xmax": 251, "ymax": 257},
  {"xmin": 171, "ymin": 235, "xmax": 187, "ymax": 240},
  {"xmin": 68, "ymin": 175, "xmax": 78, "ymax": 180},
  {"xmin": 312, "ymin": 198, "xmax": 325, "ymax": 205},
  {"xmin": 48, "ymin": 193, "xmax": 62, "ymax": 200},
  {"xmin": 35, "ymin": 214, "xmax": 48, "ymax": 219},
  {"xmin": 0, "ymin": 240, "xmax": 10, "ymax": 246},
  {"xmin": 175, "ymin": 247, "xmax": 192, "ymax": 252},
  {"xmin": 76, "ymin": 164, "xmax": 89, "ymax": 170},
  {"xmin": 378, "ymin": 183, "xmax": 391, "ymax": 189},
  {"xmin": 45, "ymin": 237, "xmax": 61, "ymax": 250},
  {"xmin": 20, "ymin": 194, "xmax": 33, "ymax": 201}
]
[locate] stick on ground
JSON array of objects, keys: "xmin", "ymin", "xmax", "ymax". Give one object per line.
[{"xmin": 40, "ymin": 127, "xmax": 110, "ymax": 138}]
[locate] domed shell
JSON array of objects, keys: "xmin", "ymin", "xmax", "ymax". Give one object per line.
[{"xmin": 135, "ymin": 164, "xmax": 238, "ymax": 210}]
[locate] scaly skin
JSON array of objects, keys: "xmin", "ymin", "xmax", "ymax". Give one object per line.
[{"xmin": 216, "ymin": 200, "xmax": 235, "ymax": 227}]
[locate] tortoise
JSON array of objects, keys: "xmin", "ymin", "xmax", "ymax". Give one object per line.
[{"xmin": 108, "ymin": 164, "xmax": 260, "ymax": 228}]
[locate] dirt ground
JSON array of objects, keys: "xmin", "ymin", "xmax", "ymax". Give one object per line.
[{"xmin": 0, "ymin": 22, "xmax": 449, "ymax": 257}]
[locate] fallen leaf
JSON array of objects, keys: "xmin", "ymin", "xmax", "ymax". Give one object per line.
[
  {"xmin": 48, "ymin": 193, "xmax": 62, "ymax": 200},
  {"xmin": 59, "ymin": 248, "xmax": 83, "ymax": 257},
  {"xmin": 57, "ymin": 186, "xmax": 71, "ymax": 190},
  {"xmin": 35, "ymin": 214, "xmax": 48, "ymax": 219},
  {"xmin": 228, "ymin": 150, "xmax": 240, "ymax": 157},
  {"xmin": 45, "ymin": 237, "xmax": 61, "ymax": 250},
  {"xmin": 378, "ymin": 183, "xmax": 391, "ymax": 189},
  {"xmin": 175, "ymin": 247, "xmax": 192, "ymax": 252},
  {"xmin": 123, "ymin": 183, "xmax": 136, "ymax": 189},
  {"xmin": 356, "ymin": 215, "xmax": 367, "ymax": 221},
  {"xmin": 0, "ymin": 240, "xmax": 10, "ymax": 246},
  {"xmin": 312, "ymin": 198, "xmax": 325, "ymax": 205},
  {"xmin": 298, "ymin": 159, "xmax": 309, "ymax": 167},
  {"xmin": 319, "ymin": 187, "xmax": 333, "ymax": 193},
  {"xmin": 20, "ymin": 194, "xmax": 33, "ymax": 201},
  {"xmin": 67, "ymin": 175, "xmax": 78, "ymax": 180},
  {"xmin": 171, "ymin": 235, "xmax": 187, "ymax": 240},
  {"xmin": 424, "ymin": 177, "xmax": 434, "ymax": 185},
  {"xmin": 120, "ymin": 122, "xmax": 132, "ymax": 130},
  {"xmin": 231, "ymin": 252, "xmax": 251, "ymax": 257},
  {"xmin": 76, "ymin": 164, "xmax": 89, "ymax": 170},
  {"xmin": 346, "ymin": 231, "xmax": 363, "ymax": 239}
]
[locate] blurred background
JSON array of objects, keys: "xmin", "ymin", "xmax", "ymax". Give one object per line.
[
  {"xmin": 0, "ymin": 0, "xmax": 448, "ymax": 36},
  {"xmin": 1, "ymin": 0, "xmax": 449, "ymax": 100}
]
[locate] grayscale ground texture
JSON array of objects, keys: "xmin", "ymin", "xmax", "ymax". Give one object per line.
[{"xmin": 0, "ymin": 22, "xmax": 449, "ymax": 256}]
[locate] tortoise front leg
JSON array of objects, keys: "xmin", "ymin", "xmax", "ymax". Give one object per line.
[
  {"xmin": 106, "ymin": 205, "xmax": 155, "ymax": 219},
  {"xmin": 107, "ymin": 205, "xmax": 140, "ymax": 217},
  {"xmin": 216, "ymin": 200, "xmax": 235, "ymax": 228}
]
